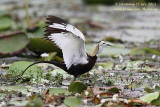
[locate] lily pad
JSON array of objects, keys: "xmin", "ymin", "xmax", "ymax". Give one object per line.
[
  {"xmin": 130, "ymin": 48, "xmax": 160, "ymax": 55},
  {"xmin": 140, "ymin": 92, "xmax": 159, "ymax": 103},
  {"xmin": 97, "ymin": 61, "xmax": 114, "ymax": 70},
  {"xmin": 144, "ymin": 87, "xmax": 154, "ymax": 93},
  {"xmin": 0, "ymin": 16, "xmax": 14, "ymax": 31},
  {"xmin": 107, "ymin": 87, "xmax": 119, "ymax": 93},
  {"xmin": 49, "ymin": 88, "xmax": 69, "ymax": 95},
  {"xmin": 68, "ymin": 82, "xmax": 87, "ymax": 94},
  {"xmin": 27, "ymin": 38, "xmax": 62, "ymax": 56},
  {"xmin": 26, "ymin": 26, "xmax": 44, "ymax": 38},
  {"xmin": 26, "ymin": 97, "xmax": 43, "ymax": 107},
  {"xmin": 8, "ymin": 61, "xmax": 42, "ymax": 78},
  {"xmin": 151, "ymin": 94, "xmax": 160, "ymax": 105},
  {"xmin": 64, "ymin": 97, "xmax": 82, "ymax": 107},
  {"xmin": 0, "ymin": 32, "xmax": 29, "ymax": 56},
  {"xmin": 0, "ymin": 86, "xmax": 28, "ymax": 94}
]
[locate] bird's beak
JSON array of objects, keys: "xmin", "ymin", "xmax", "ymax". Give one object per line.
[
  {"xmin": 105, "ymin": 43, "xmax": 112, "ymax": 47},
  {"xmin": 106, "ymin": 44, "xmax": 112, "ymax": 46}
]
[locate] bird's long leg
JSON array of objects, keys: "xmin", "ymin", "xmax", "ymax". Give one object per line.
[{"xmin": 72, "ymin": 76, "xmax": 77, "ymax": 82}]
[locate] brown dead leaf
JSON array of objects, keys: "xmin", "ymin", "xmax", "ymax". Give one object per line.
[
  {"xmin": 92, "ymin": 96, "xmax": 101, "ymax": 104},
  {"xmin": 128, "ymin": 98, "xmax": 149, "ymax": 106},
  {"xmin": 99, "ymin": 92, "xmax": 115, "ymax": 98},
  {"xmin": 44, "ymin": 89, "xmax": 65, "ymax": 106}
]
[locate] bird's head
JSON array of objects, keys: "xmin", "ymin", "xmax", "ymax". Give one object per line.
[
  {"xmin": 97, "ymin": 41, "xmax": 112, "ymax": 55},
  {"xmin": 91, "ymin": 41, "xmax": 112, "ymax": 56},
  {"xmin": 98, "ymin": 41, "xmax": 112, "ymax": 47}
]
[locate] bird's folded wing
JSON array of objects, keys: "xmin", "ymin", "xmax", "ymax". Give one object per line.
[{"xmin": 44, "ymin": 16, "xmax": 88, "ymax": 69}]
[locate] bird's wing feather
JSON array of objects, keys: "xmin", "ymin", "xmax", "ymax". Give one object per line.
[{"xmin": 45, "ymin": 16, "xmax": 88, "ymax": 69}]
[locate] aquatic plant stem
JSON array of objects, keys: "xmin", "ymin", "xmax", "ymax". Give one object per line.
[{"xmin": 25, "ymin": 0, "xmax": 30, "ymax": 27}]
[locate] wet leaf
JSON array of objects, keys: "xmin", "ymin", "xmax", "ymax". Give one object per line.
[
  {"xmin": 0, "ymin": 32, "xmax": 29, "ymax": 56},
  {"xmin": 26, "ymin": 26, "xmax": 44, "ymax": 38},
  {"xmin": 154, "ymin": 86, "xmax": 160, "ymax": 92},
  {"xmin": 151, "ymin": 94, "xmax": 160, "ymax": 105},
  {"xmin": 49, "ymin": 88, "xmax": 69, "ymax": 95},
  {"xmin": 0, "ymin": 16, "xmax": 14, "ymax": 31},
  {"xmin": 144, "ymin": 87, "xmax": 154, "ymax": 93},
  {"xmin": 0, "ymin": 86, "xmax": 28, "ymax": 94},
  {"xmin": 140, "ymin": 92, "xmax": 159, "ymax": 103},
  {"xmin": 97, "ymin": 61, "xmax": 114, "ymax": 70},
  {"xmin": 64, "ymin": 97, "xmax": 82, "ymax": 107},
  {"xmin": 68, "ymin": 82, "xmax": 87, "ymax": 94},
  {"xmin": 130, "ymin": 48, "xmax": 160, "ymax": 55},
  {"xmin": 26, "ymin": 97, "xmax": 43, "ymax": 107},
  {"xmin": 27, "ymin": 38, "xmax": 62, "ymax": 56},
  {"xmin": 107, "ymin": 87, "xmax": 119, "ymax": 93},
  {"xmin": 8, "ymin": 61, "xmax": 42, "ymax": 78}
]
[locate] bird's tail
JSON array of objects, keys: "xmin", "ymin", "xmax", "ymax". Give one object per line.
[{"xmin": 13, "ymin": 61, "xmax": 67, "ymax": 81}]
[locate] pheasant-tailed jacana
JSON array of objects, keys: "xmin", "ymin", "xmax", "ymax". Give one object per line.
[{"xmin": 16, "ymin": 16, "xmax": 111, "ymax": 80}]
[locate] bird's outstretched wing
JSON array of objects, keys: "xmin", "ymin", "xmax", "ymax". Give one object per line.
[{"xmin": 44, "ymin": 16, "xmax": 88, "ymax": 69}]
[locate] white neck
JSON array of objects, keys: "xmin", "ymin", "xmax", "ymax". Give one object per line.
[{"xmin": 97, "ymin": 45, "xmax": 104, "ymax": 55}]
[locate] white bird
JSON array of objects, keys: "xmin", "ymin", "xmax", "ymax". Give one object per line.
[{"xmin": 18, "ymin": 16, "xmax": 111, "ymax": 80}]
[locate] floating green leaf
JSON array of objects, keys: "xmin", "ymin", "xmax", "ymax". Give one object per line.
[
  {"xmin": 154, "ymin": 86, "xmax": 160, "ymax": 92},
  {"xmin": 64, "ymin": 97, "xmax": 82, "ymax": 107},
  {"xmin": 26, "ymin": 97, "xmax": 43, "ymax": 107},
  {"xmin": 130, "ymin": 48, "xmax": 160, "ymax": 55},
  {"xmin": 26, "ymin": 26, "xmax": 44, "ymax": 38},
  {"xmin": 0, "ymin": 16, "xmax": 14, "ymax": 31},
  {"xmin": 0, "ymin": 32, "xmax": 29, "ymax": 56},
  {"xmin": 97, "ymin": 61, "xmax": 114, "ymax": 70},
  {"xmin": 27, "ymin": 38, "xmax": 62, "ymax": 56},
  {"xmin": 107, "ymin": 87, "xmax": 119, "ymax": 93},
  {"xmin": 8, "ymin": 61, "xmax": 42, "ymax": 78},
  {"xmin": 140, "ymin": 92, "xmax": 159, "ymax": 103},
  {"xmin": 68, "ymin": 82, "xmax": 87, "ymax": 94},
  {"xmin": 151, "ymin": 94, "xmax": 160, "ymax": 105},
  {"xmin": 49, "ymin": 88, "xmax": 69, "ymax": 95},
  {"xmin": 0, "ymin": 86, "xmax": 28, "ymax": 94},
  {"xmin": 144, "ymin": 87, "xmax": 154, "ymax": 93}
]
